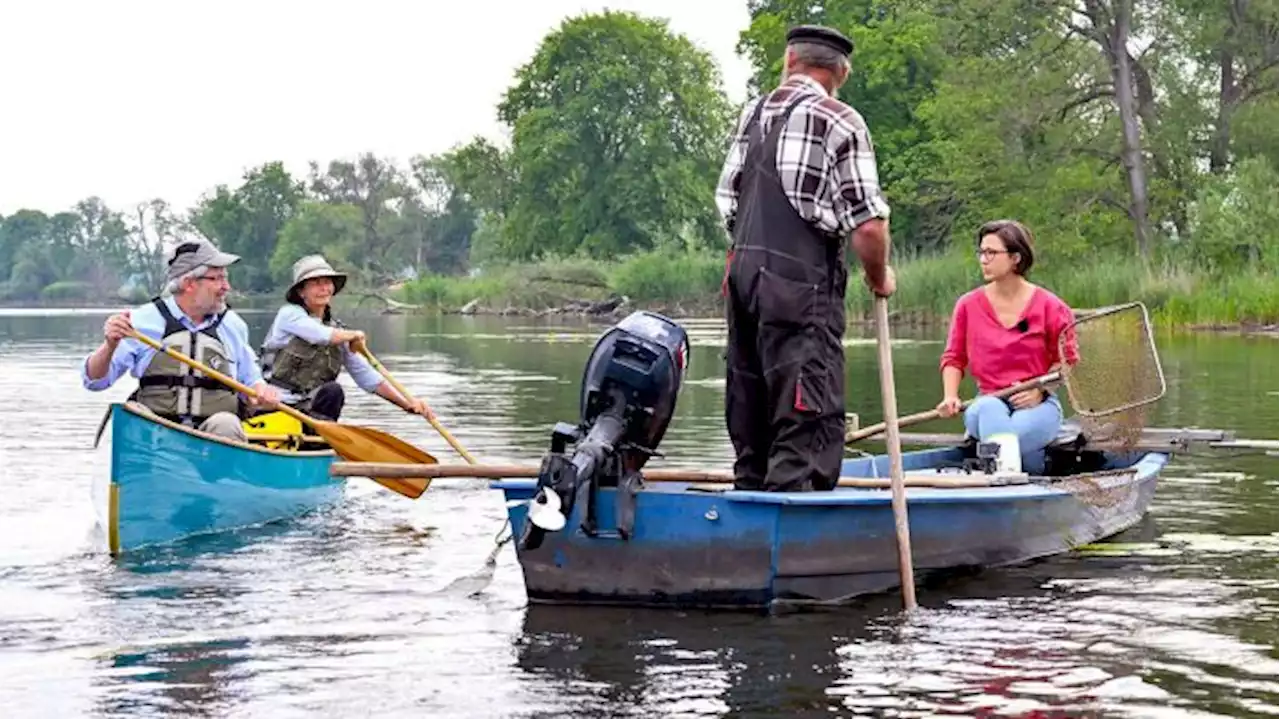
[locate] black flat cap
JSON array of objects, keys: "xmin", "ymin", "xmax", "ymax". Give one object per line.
[{"xmin": 786, "ymin": 24, "xmax": 854, "ymax": 56}]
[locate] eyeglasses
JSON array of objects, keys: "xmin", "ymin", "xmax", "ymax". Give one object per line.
[
  {"xmin": 197, "ymin": 272, "xmax": 229, "ymax": 285},
  {"xmin": 977, "ymin": 249, "xmax": 1012, "ymax": 261}
]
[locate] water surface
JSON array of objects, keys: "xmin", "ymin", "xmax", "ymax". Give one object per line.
[{"xmin": 0, "ymin": 310, "xmax": 1275, "ymax": 717}]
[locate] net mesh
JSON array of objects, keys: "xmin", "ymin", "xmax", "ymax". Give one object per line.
[{"xmin": 1061, "ymin": 302, "xmax": 1166, "ymax": 450}]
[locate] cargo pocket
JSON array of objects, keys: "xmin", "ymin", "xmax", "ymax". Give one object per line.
[
  {"xmin": 794, "ymin": 347, "xmax": 831, "ymax": 416},
  {"xmin": 755, "ymin": 267, "xmax": 819, "ymax": 331}
]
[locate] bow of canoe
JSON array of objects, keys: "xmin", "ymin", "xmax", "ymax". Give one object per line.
[{"xmin": 104, "ymin": 402, "xmax": 343, "ymax": 556}]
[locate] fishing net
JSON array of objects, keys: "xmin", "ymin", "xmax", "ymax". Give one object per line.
[{"xmin": 1060, "ymin": 301, "xmax": 1167, "ymax": 450}]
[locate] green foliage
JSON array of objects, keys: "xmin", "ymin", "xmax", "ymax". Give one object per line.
[
  {"xmin": 607, "ymin": 252, "xmax": 723, "ymax": 303},
  {"xmin": 496, "ymin": 10, "xmax": 734, "ymax": 260},
  {"xmin": 1, "ymin": 1, "xmax": 1274, "ymax": 327},
  {"xmin": 39, "ymin": 281, "xmax": 94, "ymax": 301},
  {"xmin": 271, "ymin": 202, "xmax": 365, "ymax": 283},
  {"xmin": 1182, "ymin": 157, "xmax": 1279, "ymax": 274},
  {"xmin": 191, "ymin": 162, "xmax": 306, "ymax": 292}
]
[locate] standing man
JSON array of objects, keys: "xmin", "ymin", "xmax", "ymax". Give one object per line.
[
  {"xmin": 715, "ymin": 25, "xmax": 896, "ymax": 492},
  {"xmin": 82, "ymin": 238, "xmax": 280, "ymax": 441}
]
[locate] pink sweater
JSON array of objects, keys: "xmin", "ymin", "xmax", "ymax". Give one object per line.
[{"xmin": 939, "ymin": 286, "xmax": 1079, "ymax": 395}]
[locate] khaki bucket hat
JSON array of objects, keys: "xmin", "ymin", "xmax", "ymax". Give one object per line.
[{"xmin": 287, "ymin": 255, "xmax": 348, "ymax": 304}]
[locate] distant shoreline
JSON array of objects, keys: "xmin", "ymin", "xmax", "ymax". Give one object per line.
[{"xmin": 4, "ymin": 297, "xmax": 1275, "ymax": 337}]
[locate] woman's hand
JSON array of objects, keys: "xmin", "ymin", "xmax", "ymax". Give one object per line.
[
  {"xmin": 1008, "ymin": 388, "xmax": 1045, "ymax": 410},
  {"xmin": 335, "ymin": 329, "xmax": 366, "ymax": 347},
  {"xmin": 936, "ymin": 395, "xmax": 963, "ymax": 417}
]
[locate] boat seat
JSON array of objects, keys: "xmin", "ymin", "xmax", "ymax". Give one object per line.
[{"xmin": 1048, "ymin": 418, "xmax": 1087, "ymax": 448}]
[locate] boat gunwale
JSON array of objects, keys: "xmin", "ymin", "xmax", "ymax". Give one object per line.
[
  {"xmin": 114, "ymin": 401, "xmax": 336, "ymax": 459},
  {"xmin": 489, "ymin": 452, "xmax": 1169, "ymax": 506}
]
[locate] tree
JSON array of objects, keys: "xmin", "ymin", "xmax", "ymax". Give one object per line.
[
  {"xmin": 738, "ymin": 0, "xmax": 953, "ymax": 252},
  {"xmin": 191, "ymin": 162, "xmax": 306, "ymax": 292},
  {"xmin": 496, "ymin": 10, "xmax": 734, "ymax": 260},
  {"xmin": 271, "ymin": 202, "xmax": 365, "ymax": 283},
  {"xmin": 1167, "ymin": 0, "xmax": 1278, "ymax": 173},
  {"xmin": 308, "ymin": 154, "xmax": 414, "ymax": 280}
]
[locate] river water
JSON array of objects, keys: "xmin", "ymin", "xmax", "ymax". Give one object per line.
[{"xmin": 0, "ymin": 309, "xmax": 1275, "ymax": 718}]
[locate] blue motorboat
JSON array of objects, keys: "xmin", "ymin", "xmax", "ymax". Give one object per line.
[{"xmin": 492, "ymin": 446, "xmax": 1167, "ymax": 610}]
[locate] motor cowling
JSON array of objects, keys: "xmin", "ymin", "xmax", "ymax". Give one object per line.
[
  {"xmin": 577, "ymin": 310, "xmax": 689, "ymax": 472},
  {"xmin": 524, "ymin": 311, "xmax": 690, "ymax": 543}
]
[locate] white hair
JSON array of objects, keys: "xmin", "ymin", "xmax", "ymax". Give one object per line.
[{"xmin": 162, "ymin": 264, "xmax": 210, "ymax": 296}]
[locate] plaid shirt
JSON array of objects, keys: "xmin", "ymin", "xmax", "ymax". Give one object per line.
[{"xmin": 715, "ymin": 74, "xmax": 890, "ymax": 240}]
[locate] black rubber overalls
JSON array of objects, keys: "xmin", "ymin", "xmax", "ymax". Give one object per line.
[{"xmin": 723, "ymin": 93, "xmax": 848, "ymax": 492}]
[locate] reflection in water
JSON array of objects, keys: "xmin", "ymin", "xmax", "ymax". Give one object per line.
[{"xmin": 0, "ymin": 310, "xmax": 1275, "ymax": 717}]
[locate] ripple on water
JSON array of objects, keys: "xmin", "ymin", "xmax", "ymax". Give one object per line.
[{"xmin": 0, "ymin": 312, "xmax": 1275, "ymax": 717}]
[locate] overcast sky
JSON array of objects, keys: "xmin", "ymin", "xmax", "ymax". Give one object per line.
[{"xmin": 0, "ymin": 0, "xmax": 756, "ymax": 216}]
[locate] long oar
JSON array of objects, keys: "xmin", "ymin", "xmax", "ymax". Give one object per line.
[
  {"xmin": 846, "ymin": 371, "xmax": 1060, "ymax": 444},
  {"xmin": 847, "ymin": 301, "xmax": 1167, "ymax": 446},
  {"xmin": 873, "ymin": 295, "xmax": 918, "ymax": 611},
  {"xmin": 355, "ymin": 344, "xmax": 478, "ymax": 465},
  {"xmin": 330, "ymin": 461, "xmax": 1037, "ymax": 489},
  {"xmin": 127, "ymin": 331, "xmax": 437, "ymax": 499}
]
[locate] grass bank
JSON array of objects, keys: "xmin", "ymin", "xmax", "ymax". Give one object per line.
[{"xmin": 392, "ymin": 250, "xmax": 1277, "ymax": 330}]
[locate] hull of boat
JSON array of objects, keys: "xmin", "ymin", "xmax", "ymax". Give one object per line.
[
  {"xmin": 493, "ymin": 448, "xmax": 1168, "ymax": 609},
  {"xmin": 107, "ymin": 403, "xmax": 342, "ymax": 555}
]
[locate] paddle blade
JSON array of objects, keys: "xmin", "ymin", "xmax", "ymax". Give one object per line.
[{"xmin": 312, "ymin": 421, "xmax": 438, "ymax": 499}]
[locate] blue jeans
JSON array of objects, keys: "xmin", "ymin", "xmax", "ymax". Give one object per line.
[{"xmin": 963, "ymin": 394, "xmax": 1063, "ymax": 474}]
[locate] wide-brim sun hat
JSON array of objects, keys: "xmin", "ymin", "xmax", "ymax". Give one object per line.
[{"xmin": 287, "ymin": 254, "xmax": 347, "ymax": 304}]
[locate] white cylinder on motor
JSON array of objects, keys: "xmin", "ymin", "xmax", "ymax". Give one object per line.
[{"xmin": 987, "ymin": 432, "xmax": 1023, "ymax": 473}]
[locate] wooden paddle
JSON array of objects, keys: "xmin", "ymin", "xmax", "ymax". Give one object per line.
[
  {"xmin": 126, "ymin": 330, "xmax": 437, "ymax": 499},
  {"xmin": 355, "ymin": 343, "xmax": 479, "ymax": 465},
  {"xmin": 873, "ymin": 295, "xmax": 918, "ymax": 611},
  {"xmin": 845, "ymin": 371, "xmax": 1062, "ymax": 444}
]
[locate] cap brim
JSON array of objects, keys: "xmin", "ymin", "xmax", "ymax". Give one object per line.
[{"xmin": 207, "ymin": 250, "xmax": 241, "ymax": 268}]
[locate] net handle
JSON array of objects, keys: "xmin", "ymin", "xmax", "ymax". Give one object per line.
[{"xmin": 1059, "ymin": 301, "xmax": 1168, "ymax": 418}]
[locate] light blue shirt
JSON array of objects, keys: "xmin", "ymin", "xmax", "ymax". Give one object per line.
[
  {"xmin": 261, "ymin": 304, "xmax": 383, "ymax": 403},
  {"xmin": 81, "ymin": 295, "xmax": 264, "ymax": 392}
]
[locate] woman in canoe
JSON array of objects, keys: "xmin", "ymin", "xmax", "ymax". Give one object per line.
[
  {"xmin": 259, "ymin": 255, "xmax": 430, "ymax": 422},
  {"xmin": 935, "ymin": 219, "xmax": 1078, "ymax": 473}
]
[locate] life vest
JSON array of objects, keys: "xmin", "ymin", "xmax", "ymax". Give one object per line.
[
  {"xmin": 132, "ymin": 297, "xmax": 241, "ymax": 425},
  {"xmin": 261, "ymin": 310, "xmax": 344, "ymax": 399}
]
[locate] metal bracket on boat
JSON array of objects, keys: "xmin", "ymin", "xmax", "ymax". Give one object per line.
[{"xmin": 614, "ymin": 470, "xmax": 643, "ymax": 540}]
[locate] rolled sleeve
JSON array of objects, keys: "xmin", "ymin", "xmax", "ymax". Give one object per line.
[
  {"xmin": 344, "ymin": 348, "xmax": 384, "ymax": 393},
  {"xmin": 274, "ymin": 305, "xmax": 337, "ymax": 346},
  {"xmin": 829, "ymin": 126, "xmax": 891, "ymax": 236},
  {"xmin": 939, "ymin": 300, "xmax": 968, "ymax": 374},
  {"xmin": 81, "ymin": 340, "xmax": 137, "ymax": 391}
]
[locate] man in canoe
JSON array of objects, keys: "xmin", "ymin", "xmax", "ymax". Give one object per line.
[
  {"xmin": 715, "ymin": 24, "xmax": 895, "ymax": 492},
  {"xmin": 257, "ymin": 254, "xmax": 429, "ymax": 422},
  {"xmin": 82, "ymin": 238, "xmax": 280, "ymax": 441}
]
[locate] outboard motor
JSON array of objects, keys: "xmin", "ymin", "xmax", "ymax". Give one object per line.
[{"xmin": 523, "ymin": 311, "xmax": 690, "ymax": 548}]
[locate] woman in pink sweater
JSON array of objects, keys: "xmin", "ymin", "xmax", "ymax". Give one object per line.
[{"xmin": 936, "ymin": 219, "xmax": 1078, "ymax": 473}]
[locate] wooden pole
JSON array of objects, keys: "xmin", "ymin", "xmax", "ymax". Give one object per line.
[{"xmin": 873, "ymin": 296, "xmax": 918, "ymax": 610}]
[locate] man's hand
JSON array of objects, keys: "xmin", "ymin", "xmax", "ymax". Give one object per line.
[
  {"xmin": 1008, "ymin": 388, "xmax": 1044, "ymax": 410},
  {"xmin": 103, "ymin": 312, "xmax": 134, "ymax": 345},
  {"xmin": 405, "ymin": 397, "xmax": 436, "ymax": 421},
  {"xmin": 865, "ymin": 266, "xmax": 896, "ymax": 298},
  {"xmin": 249, "ymin": 381, "xmax": 281, "ymax": 410}
]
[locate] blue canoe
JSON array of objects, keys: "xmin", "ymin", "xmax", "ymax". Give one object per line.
[
  {"xmin": 492, "ymin": 447, "xmax": 1168, "ymax": 610},
  {"xmin": 104, "ymin": 402, "xmax": 343, "ymax": 556}
]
